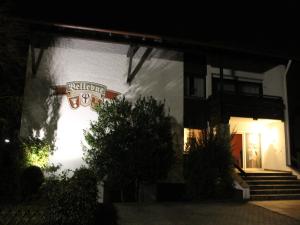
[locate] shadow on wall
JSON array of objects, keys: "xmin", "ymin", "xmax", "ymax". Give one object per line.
[
  {"xmin": 20, "ymin": 36, "xmax": 62, "ymax": 148},
  {"xmin": 263, "ymin": 143, "xmax": 281, "ymax": 170},
  {"xmin": 125, "ymin": 50, "xmax": 183, "ymax": 123},
  {"xmin": 125, "ymin": 50, "xmax": 184, "ymax": 182},
  {"xmin": 169, "ymin": 116, "xmax": 184, "ymax": 183}
]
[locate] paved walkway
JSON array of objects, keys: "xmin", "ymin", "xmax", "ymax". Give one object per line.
[
  {"xmin": 116, "ymin": 202, "xmax": 300, "ymax": 225},
  {"xmin": 251, "ymin": 200, "xmax": 300, "ymax": 221}
]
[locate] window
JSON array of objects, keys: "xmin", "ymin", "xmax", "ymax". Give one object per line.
[
  {"xmin": 212, "ymin": 78, "xmax": 262, "ymax": 96},
  {"xmin": 184, "ymin": 128, "xmax": 202, "ymax": 152},
  {"xmin": 239, "ymin": 82, "xmax": 261, "ymax": 95},
  {"xmin": 184, "ymin": 75, "xmax": 205, "ymax": 98}
]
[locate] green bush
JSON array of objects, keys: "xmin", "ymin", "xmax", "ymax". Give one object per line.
[
  {"xmin": 184, "ymin": 124, "xmax": 234, "ymax": 199},
  {"xmin": 20, "ymin": 165, "xmax": 44, "ymax": 200},
  {"xmin": 44, "ymin": 167, "xmax": 98, "ymax": 225},
  {"xmin": 22, "ymin": 137, "xmax": 54, "ymax": 169},
  {"xmin": 84, "ymin": 96, "xmax": 174, "ymax": 202}
]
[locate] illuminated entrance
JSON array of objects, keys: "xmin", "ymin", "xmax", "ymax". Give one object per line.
[
  {"xmin": 232, "ymin": 133, "xmax": 262, "ymax": 168},
  {"xmin": 230, "ymin": 117, "xmax": 287, "ymax": 171}
]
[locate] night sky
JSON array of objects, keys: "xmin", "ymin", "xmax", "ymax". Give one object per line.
[
  {"xmin": 8, "ymin": 3, "xmax": 298, "ymax": 41},
  {"xmin": 5, "ymin": 1, "xmax": 298, "ymax": 63}
]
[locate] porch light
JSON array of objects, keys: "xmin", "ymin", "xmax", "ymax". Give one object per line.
[{"xmin": 4, "ymin": 139, "xmax": 10, "ymax": 143}]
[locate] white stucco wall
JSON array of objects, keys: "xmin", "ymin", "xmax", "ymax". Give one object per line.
[
  {"xmin": 263, "ymin": 65, "xmax": 285, "ymax": 97},
  {"xmin": 20, "ymin": 37, "xmax": 183, "ymax": 171}
]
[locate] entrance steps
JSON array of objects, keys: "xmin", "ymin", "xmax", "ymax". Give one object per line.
[{"xmin": 242, "ymin": 171, "xmax": 300, "ymax": 200}]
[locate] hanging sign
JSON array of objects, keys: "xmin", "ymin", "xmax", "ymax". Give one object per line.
[
  {"xmin": 52, "ymin": 81, "xmax": 120, "ymax": 110},
  {"xmin": 66, "ymin": 81, "xmax": 107, "ymax": 109}
]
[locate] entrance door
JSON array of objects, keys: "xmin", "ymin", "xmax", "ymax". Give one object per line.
[
  {"xmin": 245, "ymin": 133, "xmax": 262, "ymax": 168},
  {"xmin": 231, "ymin": 134, "xmax": 243, "ymax": 168}
]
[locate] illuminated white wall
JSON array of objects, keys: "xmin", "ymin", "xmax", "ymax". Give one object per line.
[
  {"xmin": 20, "ymin": 37, "xmax": 183, "ymax": 171},
  {"xmin": 230, "ymin": 117, "xmax": 287, "ymax": 171}
]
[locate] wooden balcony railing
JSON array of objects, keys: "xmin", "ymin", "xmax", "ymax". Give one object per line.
[{"xmin": 207, "ymin": 93, "xmax": 284, "ymax": 123}]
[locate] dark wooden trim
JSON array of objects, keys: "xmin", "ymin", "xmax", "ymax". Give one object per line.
[
  {"xmin": 208, "ymin": 93, "xmax": 285, "ymax": 124},
  {"xmin": 30, "ymin": 44, "xmax": 44, "ymax": 77},
  {"xmin": 127, "ymin": 45, "xmax": 139, "ymax": 82},
  {"xmin": 127, "ymin": 47, "xmax": 153, "ymax": 84},
  {"xmin": 127, "ymin": 45, "xmax": 139, "ymax": 57}
]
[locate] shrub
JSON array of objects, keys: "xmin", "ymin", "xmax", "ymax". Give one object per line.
[
  {"xmin": 44, "ymin": 167, "xmax": 98, "ymax": 225},
  {"xmin": 84, "ymin": 96, "xmax": 174, "ymax": 202},
  {"xmin": 20, "ymin": 165, "xmax": 44, "ymax": 200},
  {"xmin": 184, "ymin": 124, "xmax": 234, "ymax": 199},
  {"xmin": 22, "ymin": 137, "xmax": 54, "ymax": 169}
]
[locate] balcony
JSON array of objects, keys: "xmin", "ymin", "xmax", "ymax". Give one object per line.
[{"xmin": 207, "ymin": 93, "xmax": 284, "ymax": 124}]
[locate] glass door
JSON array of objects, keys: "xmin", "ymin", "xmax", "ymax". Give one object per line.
[{"xmin": 245, "ymin": 133, "xmax": 262, "ymax": 168}]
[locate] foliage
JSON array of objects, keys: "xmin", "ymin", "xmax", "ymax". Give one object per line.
[
  {"xmin": 22, "ymin": 137, "xmax": 54, "ymax": 169},
  {"xmin": 84, "ymin": 96, "xmax": 174, "ymax": 201},
  {"xmin": 44, "ymin": 167, "xmax": 98, "ymax": 225},
  {"xmin": 184, "ymin": 124, "xmax": 234, "ymax": 199},
  {"xmin": 20, "ymin": 165, "xmax": 44, "ymax": 200}
]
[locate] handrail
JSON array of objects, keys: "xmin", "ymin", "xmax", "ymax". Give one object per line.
[
  {"xmin": 234, "ymin": 163, "xmax": 247, "ymax": 177},
  {"xmin": 290, "ymin": 156, "xmax": 300, "ymax": 171}
]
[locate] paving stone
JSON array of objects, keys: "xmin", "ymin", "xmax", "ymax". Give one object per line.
[{"xmin": 116, "ymin": 202, "xmax": 300, "ymax": 225}]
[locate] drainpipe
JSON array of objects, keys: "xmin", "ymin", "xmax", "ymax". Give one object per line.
[
  {"xmin": 283, "ymin": 59, "xmax": 292, "ymax": 166},
  {"xmin": 220, "ymin": 66, "xmax": 224, "ymax": 123}
]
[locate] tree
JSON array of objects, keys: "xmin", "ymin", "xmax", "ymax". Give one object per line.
[
  {"xmin": 84, "ymin": 96, "xmax": 174, "ymax": 201},
  {"xmin": 0, "ymin": 3, "xmax": 30, "ymax": 202},
  {"xmin": 184, "ymin": 124, "xmax": 234, "ymax": 199}
]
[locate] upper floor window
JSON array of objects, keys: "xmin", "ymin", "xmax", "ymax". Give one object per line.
[
  {"xmin": 184, "ymin": 75, "xmax": 205, "ymax": 98},
  {"xmin": 212, "ymin": 77, "xmax": 262, "ymax": 96},
  {"xmin": 184, "ymin": 53, "xmax": 206, "ymax": 98}
]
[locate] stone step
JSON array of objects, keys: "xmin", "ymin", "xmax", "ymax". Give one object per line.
[
  {"xmin": 251, "ymin": 189, "xmax": 300, "ymax": 195},
  {"xmin": 247, "ymin": 180, "xmax": 300, "ymax": 185},
  {"xmin": 244, "ymin": 175, "xmax": 297, "ymax": 180},
  {"xmin": 250, "ymin": 184, "xmax": 300, "ymax": 190},
  {"xmin": 244, "ymin": 172, "xmax": 292, "ymax": 177},
  {"xmin": 251, "ymin": 194, "xmax": 300, "ymax": 201}
]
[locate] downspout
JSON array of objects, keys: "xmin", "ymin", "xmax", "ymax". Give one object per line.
[
  {"xmin": 283, "ymin": 59, "xmax": 292, "ymax": 166},
  {"xmin": 220, "ymin": 66, "xmax": 224, "ymax": 123}
]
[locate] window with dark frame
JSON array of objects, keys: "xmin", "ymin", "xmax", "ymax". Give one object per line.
[
  {"xmin": 212, "ymin": 77, "xmax": 263, "ymax": 96},
  {"xmin": 184, "ymin": 53, "xmax": 206, "ymax": 99},
  {"xmin": 184, "ymin": 74, "xmax": 205, "ymax": 98}
]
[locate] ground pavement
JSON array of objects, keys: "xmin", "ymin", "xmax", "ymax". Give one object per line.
[
  {"xmin": 251, "ymin": 200, "xmax": 300, "ymax": 221},
  {"xmin": 116, "ymin": 201, "xmax": 300, "ymax": 225}
]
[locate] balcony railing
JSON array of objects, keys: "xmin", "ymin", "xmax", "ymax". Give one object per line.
[{"xmin": 207, "ymin": 93, "xmax": 284, "ymax": 123}]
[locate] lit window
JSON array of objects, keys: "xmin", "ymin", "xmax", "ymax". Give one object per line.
[{"xmin": 184, "ymin": 128, "xmax": 202, "ymax": 152}]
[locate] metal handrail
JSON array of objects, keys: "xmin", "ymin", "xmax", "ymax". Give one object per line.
[{"xmin": 234, "ymin": 163, "xmax": 247, "ymax": 177}]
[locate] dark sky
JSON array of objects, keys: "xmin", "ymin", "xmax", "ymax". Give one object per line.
[
  {"xmin": 6, "ymin": 1, "xmax": 300, "ymax": 60},
  {"xmin": 12, "ymin": 2, "xmax": 298, "ymax": 39}
]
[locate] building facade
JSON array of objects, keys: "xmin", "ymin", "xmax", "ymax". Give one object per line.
[{"xmin": 20, "ymin": 26, "xmax": 293, "ymax": 178}]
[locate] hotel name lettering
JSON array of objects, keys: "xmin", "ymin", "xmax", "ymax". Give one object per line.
[{"xmin": 66, "ymin": 81, "xmax": 107, "ymax": 109}]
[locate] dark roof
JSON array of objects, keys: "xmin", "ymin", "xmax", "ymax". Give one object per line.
[{"xmin": 8, "ymin": 1, "xmax": 300, "ymax": 63}]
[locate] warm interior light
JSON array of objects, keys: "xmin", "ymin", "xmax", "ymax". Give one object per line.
[
  {"xmin": 229, "ymin": 117, "xmax": 286, "ymax": 170},
  {"xmin": 183, "ymin": 128, "xmax": 202, "ymax": 152}
]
